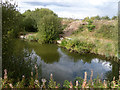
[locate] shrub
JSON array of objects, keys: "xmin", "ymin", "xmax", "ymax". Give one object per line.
[
  {"xmin": 60, "ymin": 39, "xmax": 95, "ymax": 53},
  {"xmin": 23, "ymin": 17, "xmax": 37, "ymax": 32},
  {"xmin": 101, "ymin": 16, "xmax": 110, "ymax": 20},
  {"xmin": 87, "ymin": 19, "xmax": 95, "ymax": 31},
  {"xmin": 37, "ymin": 15, "xmax": 62, "ymax": 43},
  {"xmin": 112, "ymin": 16, "xmax": 118, "ymax": 20},
  {"xmin": 87, "ymin": 25, "xmax": 95, "ymax": 31}
]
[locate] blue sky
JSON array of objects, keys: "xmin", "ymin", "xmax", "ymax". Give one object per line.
[{"xmin": 7, "ymin": 0, "xmax": 119, "ymax": 19}]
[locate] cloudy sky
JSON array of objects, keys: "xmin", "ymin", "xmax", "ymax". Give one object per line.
[{"xmin": 7, "ymin": 0, "xmax": 119, "ymax": 19}]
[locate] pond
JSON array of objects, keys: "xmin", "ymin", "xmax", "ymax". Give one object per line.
[{"xmin": 3, "ymin": 39, "xmax": 119, "ymax": 84}]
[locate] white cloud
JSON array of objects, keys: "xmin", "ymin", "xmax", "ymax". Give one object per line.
[{"xmin": 5, "ymin": 0, "xmax": 119, "ymax": 19}]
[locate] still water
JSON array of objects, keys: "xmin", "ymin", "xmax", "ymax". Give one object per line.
[{"xmin": 8, "ymin": 39, "xmax": 119, "ymax": 84}]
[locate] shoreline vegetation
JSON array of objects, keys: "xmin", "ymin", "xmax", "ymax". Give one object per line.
[
  {"xmin": 2, "ymin": 1, "xmax": 120, "ymax": 89},
  {"xmin": 2, "ymin": 68, "xmax": 120, "ymax": 89}
]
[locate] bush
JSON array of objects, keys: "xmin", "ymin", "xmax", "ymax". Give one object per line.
[
  {"xmin": 87, "ymin": 19, "xmax": 95, "ymax": 31},
  {"xmin": 112, "ymin": 16, "xmax": 117, "ymax": 20},
  {"xmin": 101, "ymin": 16, "xmax": 110, "ymax": 20},
  {"xmin": 87, "ymin": 25, "xmax": 95, "ymax": 31},
  {"xmin": 60, "ymin": 39, "xmax": 95, "ymax": 53},
  {"xmin": 37, "ymin": 15, "xmax": 62, "ymax": 43},
  {"xmin": 2, "ymin": 1, "xmax": 23, "ymax": 38},
  {"xmin": 23, "ymin": 17, "xmax": 37, "ymax": 32}
]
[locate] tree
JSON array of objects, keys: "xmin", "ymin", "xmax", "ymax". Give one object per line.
[
  {"xmin": 2, "ymin": 1, "xmax": 23, "ymax": 38},
  {"xmin": 23, "ymin": 8, "xmax": 57, "ymax": 32},
  {"xmin": 101, "ymin": 16, "xmax": 110, "ymax": 20},
  {"xmin": 23, "ymin": 16, "xmax": 37, "ymax": 32},
  {"xmin": 37, "ymin": 15, "xmax": 62, "ymax": 43},
  {"xmin": 112, "ymin": 16, "xmax": 117, "ymax": 20},
  {"xmin": 94, "ymin": 15, "xmax": 101, "ymax": 20}
]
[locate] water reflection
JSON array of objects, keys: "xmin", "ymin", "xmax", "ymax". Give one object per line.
[
  {"xmin": 3, "ymin": 39, "xmax": 119, "ymax": 84},
  {"xmin": 27, "ymin": 44, "xmax": 116, "ymax": 84},
  {"xmin": 27, "ymin": 42, "xmax": 60, "ymax": 63}
]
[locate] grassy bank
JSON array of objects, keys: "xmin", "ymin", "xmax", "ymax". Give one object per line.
[
  {"xmin": 2, "ymin": 69, "xmax": 120, "ymax": 89},
  {"xmin": 59, "ymin": 19, "xmax": 118, "ymax": 61}
]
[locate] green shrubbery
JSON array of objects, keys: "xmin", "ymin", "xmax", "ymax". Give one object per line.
[
  {"xmin": 84, "ymin": 15, "xmax": 117, "ymax": 21},
  {"xmin": 37, "ymin": 15, "xmax": 62, "ymax": 43},
  {"xmin": 23, "ymin": 17, "xmax": 37, "ymax": 32},
  {"xmin": 60, "ymin": 39, "xmax": 95, "ymax": 53},
  {"xmin": 87, "ymin": 19, "xmax": 95, "ymax": 31}
]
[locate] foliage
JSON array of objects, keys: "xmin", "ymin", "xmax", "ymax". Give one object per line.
[
  {"xmin": 37, "ymin": 14, "xmax": 62, "ymax": 43},
  {"xmin": 23, "ymin": 8, "xmax": 57, "ymax": 25},
  {"xmin": 63, "ymin": 80, "xmax": 70, "ymax": 88},
  {"xmin": 82, "ymin": 16, "xmax": 89, "ymax": 22},
  {"xmin": 101, "ymin": 16, "xmax": 110, "ymax": 20},
  {"xmin": 22, "ymin": 16, "xmax": 37, "ymax": 32},
  {"xmin": 87, "ymin": 19, "xmax": 95, "ymax": 31},
  {"xmin": 2, "ymin": 70, "xmax": 120, "ymax": 88},
  {"xmin": 112, "ymin": 16, "xmax": 118, "ymax": 20},
  {"xmin": 48, "ymin": 74, "xmax": 60, "ymax": 88},
  {"xmin": 2, "ymin": 1, "xmax": 36, "ymax": 84},
  {"xmin": 23, "ymin": 8, "xmax": 62, "ymax": 43},
  {"xmin": 2, "ymin": 1, "xmax": 23, "ymax": 38},
  {"xmin": 60, "ymin": 39, "xmax": 95, "ymax": 53},
  {"xmin": 91, "ymin": 15, "xmax": 101, "ymax": 20}
]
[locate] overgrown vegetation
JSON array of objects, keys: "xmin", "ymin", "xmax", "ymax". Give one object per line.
[
  {"xmin": 37, "ymin": 14, "xmax": 62, "ymax": 43},
  {"xmin": 60, "ymin": 39, "xmax": 95, "ymax": 53},
  {"xmin": 2, "ymin": 69, "xmax": 120, "ymax": 89},
  {"xmin": 63, "ymin": 16, "xmax": 118, "ymax": 60}
]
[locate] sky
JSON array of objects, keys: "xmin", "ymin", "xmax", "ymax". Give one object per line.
[{"xmin": 5, "ymin": 0, "xmax": 119, "ymax": 19}]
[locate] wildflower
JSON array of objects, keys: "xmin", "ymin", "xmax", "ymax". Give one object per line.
[
  {"xmin": 103, "ymin": 80, "xmax": 107, "ymax": 88},
  {"xmin": 22, "ymin": 75, "xmax": 25, "ymax": 78},
  {"xmin": 31, "ymin": 72, "xmax": 33, "ymax": 76},
  {"xmin": 35, "ymin": 64, "xmax": 37, "ymax": 69},
  {"xmin": 82, "ymin": 72, "xmax": 87, "ymax": 88},
  {"xmin": 90, "ymin": 70, "xmax": 93, "ymax": 82},
  {"xmin": 9, "ymin": 83, "xmax": 13, "ymax": 88},
  {"xmin": 56, "ymin": 86, "xmax": 58, "ymax": 88},
  {"xmin": 42, "ymin": 79, "xmax": 46, "ymax": 84},
  {"xmin": 4, "ymin": 69, "xmax": 7, "ymax": 80},
  {"xmin": 50, "ymin": 73, "xmax": 53, "ymax": 79},
  {"xmin": 35, "ymin": 80, "xmax": 38, "ymax": 83},
  {"xmin": 76, "ymin": 80, "xmax": 78, "ymax": 87},
  {"xmin": 41, "ymin": 79, "xmax": 46, "ymax": 88},
  {"xmin": 69, "ymin": 81, "xmax": 73, "ymax": 88},
  {"xmin": 34, "ymin": 80, "xmax": 40, "ymax": 87}
]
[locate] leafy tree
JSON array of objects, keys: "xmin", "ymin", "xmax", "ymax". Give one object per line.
[
  {"xmin": 112, "ymin": 16, "xmax": 117, "ymax": 20},
  {"xmin": 90, "ymin": 15, "xmax": 101, "ymax": 20},
  {"xmin": 23, "ymin": 16, "xmax": 37, "ymax": 32},
  {"xmin": 2, "ymin": 1, "xmax": 35, "ymax": 83},
  {"xmin": 83, "ymin": 17, "xmax": 89, "ymax": 22},
  {"xmin": 37, "ymin": 15, "xmax": 62, "ymax": 43},
  {"xmin": 23, "ymin": 8, "xmax": 58, "ymax": 32},
  {"xmin": 101, "ymin": 16, "xmax": 110, "ymax": 20},
  {"xmin": 2, "ymin": 1, "xmax": 23, "ymax": 38}
]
